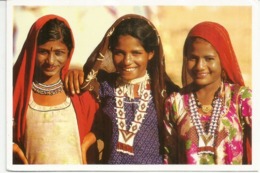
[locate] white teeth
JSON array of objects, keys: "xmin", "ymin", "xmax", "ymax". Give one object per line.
[{"xmin": 125, "ymin": 68, "xmax": 135, "ymax": 72}]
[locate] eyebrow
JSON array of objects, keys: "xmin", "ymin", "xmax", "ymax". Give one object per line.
[
  {"xmin": 38, "ymin": 47, "xmax": 68, "ymax": 51},
  {"xmin": 189, "ymin": 52, "xmax": 216, "ymax": 56}
]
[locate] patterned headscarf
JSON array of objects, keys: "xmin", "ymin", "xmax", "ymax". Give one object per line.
[
  {"xmin": 182, "ymin": 21, "xmax": 245, "ymax": 87},
  {"xmin": 81, "ymin": 13, "xmax": 179, "ymax": 103},
  {"xmin": 81, "ymin": 14, "xmax": 179, "ymax": 152}
]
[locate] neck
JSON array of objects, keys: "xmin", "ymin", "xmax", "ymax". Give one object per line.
[
  {"xmin": 194, "ymin": 81, "xmax": 222, "ymax": 105},
  {"xmin": 117, "ymin": 72, "xmax": 150, "ymax": 100},
  {"xmin": 34, "ymin": 73, "xmax": 61, "ymax": 85},
  {"xmin": 119, "ymin": 72, "xmax": 149, "ymax": 85}
]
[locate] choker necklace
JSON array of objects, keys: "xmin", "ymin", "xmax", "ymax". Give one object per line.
[
  {"xmin": 193, "ymin": 88, "xmax": 221, "ymax": 114},
  {"xmin": 32, "ymin": 79, "xmax": 63, "ymax": 95},
  {"xmin": 116, "ymin": 72, "xmax": 150, "ymax": 100}
]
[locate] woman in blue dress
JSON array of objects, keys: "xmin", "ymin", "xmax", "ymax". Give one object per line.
[{"xmin": 66, "ymin": 14, "xmax": 179, "ymax": 164}]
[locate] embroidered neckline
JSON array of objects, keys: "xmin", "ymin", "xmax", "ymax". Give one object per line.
[
  {"xmin": 32, "ymin": 79, "xmax": 63, "ymax": 95},
  {"xmin": 115, "ymin": 75, "xmax": 151, "ymax": 155},
  {"xmin": 29, "ymin": 91, "xmax": 71, "ymax": 112},
  {"xmin": 189, "ymin": 84, "xmax": 227, "ymax": 155},
  {"xmin": 116, "ymin": 72, "xmax": 150, "ymax": 100}
]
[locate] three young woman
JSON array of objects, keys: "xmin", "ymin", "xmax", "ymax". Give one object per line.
[{"xmin": 13, "ymin": 14, "xmax": 252, "ymax": 165}]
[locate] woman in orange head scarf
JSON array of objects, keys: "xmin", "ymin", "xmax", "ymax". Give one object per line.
[
  {"xmin": 13, "ymin": 14, "xmax": 99, "ymax": 164},
  {"xmin": 164, "ymin": 21, "xmax": 251, "ymax": 164}
]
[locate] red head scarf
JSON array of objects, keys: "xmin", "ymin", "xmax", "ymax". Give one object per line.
[
  {"xmin": 13, "ymin": 14, "xmax": 98, "ymax": 145},
  {"xmin": 182, "ymin": 21, "xmax": 245, "ymax": 87}
]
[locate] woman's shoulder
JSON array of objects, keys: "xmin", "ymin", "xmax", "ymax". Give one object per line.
[
  {"xmin": 166, "ymin": 84, "xmax": 192, "ymax": 99},
  {"xmin": 97, "ymin": 70, "xmax": 118, "ymax": 97},
  {"xmin": 97, "ymin": 70, "xmax": 118, "ymax": 83},
  {"xmin": 167, "ymin": 91, "xmax": 181, "ymax": 98},
  {"xmin": 225, "ymin": 83, "xmax": 251, "ymax": 95},
  {"xmin": 165, "ymin": 90, "xmax": 186, "ymax": 105},
  {"xmin": 224, "ymin": 83, "xmax": 252, "ymax": 103}
]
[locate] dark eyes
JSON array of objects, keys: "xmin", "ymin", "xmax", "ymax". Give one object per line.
[
  {"xmin": 54, "ymin": 50, "xmax": 66, "ymax": 56},
  {"xmin": 204, "ymin": 56, "xmax": 215, "ymax": 61},
  {"xmin": 113, "ymin": 50, "xmax": 124, "ymax": 55},
  {"xmin": 187, "ymin": 55, "xmax": 215, "ymax": 61},
  {"xmin": 187, "ymin": 55, "xmax": 197, "ymax": 61},
  {"xmin": 37, "ymin": 49, "xmax": 67, "ymax": 56},
  {"xmin": 113, "ymin": 50, "xmax": 142, "ymax": 56},
  {"xmin": 132, "ymin": 51, "xmax": 142, "ymax": 55},
  {"xmin": 38, "ymin": 49, "xmax": 48, "ymax": 55}
]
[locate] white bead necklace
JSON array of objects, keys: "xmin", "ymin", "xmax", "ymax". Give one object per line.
[
  {"xmin": 189, "ymin": 87, "xmax": 226, "ymax": 155},
  {"xmin": 115, "ymin": 72, "xmax": 151, "ymax": 155}
]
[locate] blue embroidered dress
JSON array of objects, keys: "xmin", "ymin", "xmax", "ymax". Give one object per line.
[{"xmin": 97, "ymin": 79, "xmax": 163, "ymax": 164}]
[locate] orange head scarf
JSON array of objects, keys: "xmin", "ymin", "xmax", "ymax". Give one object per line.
[
  {"xmin": 13, "ymin": 14, "xmax": 75, "ymax": 144},
  {"xmin": 182, "ymin": 21, "xmax": 245, "ymax": 87}
]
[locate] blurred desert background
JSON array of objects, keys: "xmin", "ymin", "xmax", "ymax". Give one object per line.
[{"xmin": 12, "ymin": 5, "xmax": 252, "ymax": 88}]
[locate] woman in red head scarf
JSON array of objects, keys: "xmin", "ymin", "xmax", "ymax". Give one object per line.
[
  {"xmin": 163, "ymin": 21, "xmax": 251, "ymax": 164},
  {"xmin": 13, "ymin": 14, "xmax": 99, "ymax": 164}
]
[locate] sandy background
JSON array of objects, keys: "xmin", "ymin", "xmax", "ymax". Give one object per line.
[{"xmin": 13, "ymin": 5, "xmax": 252, "ymax": 88}]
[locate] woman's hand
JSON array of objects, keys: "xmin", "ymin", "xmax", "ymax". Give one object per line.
[
  {"xmin": 13, "ymin": 143, "xmax": 28, "ymax": 164},
  {"xmin": 81, "ymin": 132, "xmax": 96, "ymax": 164},
  {"xmin": 64, "ymin": 69, "xmax": 85, "ymax": 95}
]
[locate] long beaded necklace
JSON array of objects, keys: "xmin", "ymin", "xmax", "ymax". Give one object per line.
[
  {"xmin": 115, "ymin": 73, "xmax": 151, "ymax": 155},
  {"xmin": 32, "ymin": 79, "xmax": 63, "ymax": 95},
  {"xmin": 189, "ymin": 86, "xmax": 226, "ymax": 155}
]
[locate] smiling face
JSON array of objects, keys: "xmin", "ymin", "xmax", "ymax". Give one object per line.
[
  {"xmin": 186, "ymin": 38, "xmax": 222, "ymax": 88},
  {"xmin": 36, "ymin": 40, "xmax": 69, "ymax": 82},
  {"xmin": 112, "ymin": 35, "xmax": 154, "ymax": 81}
]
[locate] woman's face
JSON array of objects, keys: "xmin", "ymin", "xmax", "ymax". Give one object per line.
[
  {"xmin": 186, "ymin": 38, "xmax": 222, "ymax": 87},
  {"xmin": 112, "ymin": 35, "xmax": 154, "ymax": 81},
  {"xmin": 36, "ymin": 40, "xmax": 69, "ymax": 81}
]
